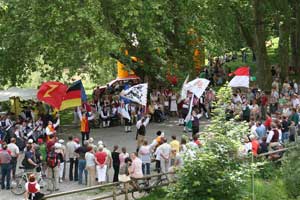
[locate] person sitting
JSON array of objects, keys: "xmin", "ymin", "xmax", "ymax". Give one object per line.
[{"xmin": 24, "ymin": 174, "xmax": 44, "ymax": 200}]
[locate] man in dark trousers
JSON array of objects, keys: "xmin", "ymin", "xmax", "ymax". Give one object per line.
[{"xmin": 0, "ymin": 142, "xmax": 12, "ymax": 189}]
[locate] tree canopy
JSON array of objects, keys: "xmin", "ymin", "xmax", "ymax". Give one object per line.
[{"xmin": 1, "ymin": 0, "xmax": 299, "ymax": 89}]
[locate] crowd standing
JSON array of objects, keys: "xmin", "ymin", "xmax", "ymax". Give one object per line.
[{"xmin": 0, "ymin": 62, "xmax": 299, "ymax": 199}]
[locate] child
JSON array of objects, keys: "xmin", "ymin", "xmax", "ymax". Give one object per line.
[{"xmin": 24, "ymin": 174, "xmax": 44, "ymax": 200}]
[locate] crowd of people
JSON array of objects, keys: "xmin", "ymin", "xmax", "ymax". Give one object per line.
[{"xmin": 0, "ymin": 67, "xmax": 299, "ymax": 199}]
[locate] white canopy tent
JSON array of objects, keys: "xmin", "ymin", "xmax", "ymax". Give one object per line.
[{"xmin": 0, "ymin": 87, "xmax": 38, "ymax": 102}]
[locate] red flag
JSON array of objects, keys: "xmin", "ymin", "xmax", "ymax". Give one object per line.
[
  {"xmin": 229, "ymin": 66, "xmax": 250, "ymax": 76},
  {"xmin": 37, "ymin": 82, "xmax": 68, "ymax": 109}
]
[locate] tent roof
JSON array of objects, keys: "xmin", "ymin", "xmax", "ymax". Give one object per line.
[{"xmin": 0, "ymin": 87, "xmax": 38, "ymax": 102}]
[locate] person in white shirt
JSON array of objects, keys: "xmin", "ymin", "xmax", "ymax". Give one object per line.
[
  {"xmin": 138, "ymin": 140, "xmax": 151, "ymax": 175},
  {"xmin": 159, "ymin": 138, "xmax": 172, "ymax": 173},
  {"xmin": 66, "ymin": 136, "xmax": 78, "ymax": 181},
  {"xmin": 136, "ymin": 116, "xmax": 150, "ymax": 151},
  {"xmin": 291, "ymin": 94, "xmax": 300, "ymax": 108},
  {"xmin": 266, "ymin": 124, "xmax": 281, "ymax": 150},
  {"xmin": 8, "ymin": 137, "xmax": 19, "ymax": 179}
]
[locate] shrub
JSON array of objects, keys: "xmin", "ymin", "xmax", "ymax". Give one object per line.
[
  {"xmin": 167, "ymin": 84, "xmax": 254, "ymax": 200},
  {"xmin": 281, "ymin": 145, "xmax": 300, "ymax": 198}
]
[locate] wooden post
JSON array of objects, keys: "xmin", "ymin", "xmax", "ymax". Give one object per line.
[
  {"xmin": 124, "ymin": 182, "xmax": 129, "ymax": 200},
  {"xmin": 112, "ymin": 186, "xmax": 117, "ymax": 200}
]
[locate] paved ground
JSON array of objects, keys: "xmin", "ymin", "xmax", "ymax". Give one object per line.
[{"xmin": 2, "ymin": 117, "xmax": 210, "ymax": 200}]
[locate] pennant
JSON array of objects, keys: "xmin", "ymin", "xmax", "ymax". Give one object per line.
[
  {"xmin": 60, "ymin": 80, "xmax": 86, "ymax": 110},
  {"xmin": 37, "ymin": 82, "xmax": 68, "ymax": 109},
  {"xmin": 120, "ymin": 83, "xmax": 148, "ymax": 106},
  {"xmin": 184, "ymin": 78, "xmax": 210, "ymax": 98}
]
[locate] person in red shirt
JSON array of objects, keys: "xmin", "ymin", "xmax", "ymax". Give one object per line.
[
  {"xmin": 24, "ymin": 174, "xmax": 44, "ymax": 200},
  {"xmin": 261, "ymin": 92, "xmax": 268, "ymax": 120},
  {"xmin": 95, "ymin": 145, "xmax": 108, "ymax": 184},
  {"xmin": 249, "ymin": 135, "xmax": 260, "ymax": 156},
  {"xmin": 264, "ymin": 113, "xmax": 272, "ymax": 130},
  {"xmin": 46, "ymin": 135, "xmax": 56, "ymax": 153}
]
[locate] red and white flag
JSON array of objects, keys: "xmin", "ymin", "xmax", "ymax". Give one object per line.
[{"xmin": 228, "ymin": 66, "xmax": 250, "ymax": 88}]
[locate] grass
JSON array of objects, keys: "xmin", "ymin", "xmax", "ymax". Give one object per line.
[
  {"xmin": 224, "ymin": 37, "xmax": 279, "ymax": 74},
  {"xmin": 139, "ymin": 178, "xmax": 297, "ymax": 200},
  {"xmin": 139, "ymin": 188, "xmax": 170, "ymax": 200}
]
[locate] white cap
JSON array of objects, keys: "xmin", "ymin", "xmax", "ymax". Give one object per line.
[
  {"xmin": 28, "ymin": 139, "xmax": 34, "ymax": 144},
  {"xmin": 98, "ymin": 140, "xmax": 103, "ymax": 145},
  {"xmin": 89, "ymin": 138, "xmax": 94, "ymax": 143},
  {"xmin": 54, "ymin": 143, "xmax": 62, "ymax": 149},
  {"xmin": 58, "ymin": 139, "xmax": 64, "ymax": 144}
]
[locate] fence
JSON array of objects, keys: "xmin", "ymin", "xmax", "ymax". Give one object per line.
[
  {"xmin": 42, "ymin": 147, "xmax": 296, "ymax": 200},
  {"xmin": 43, "ymin": 172, "xmax": 174, "ymax": 200}
]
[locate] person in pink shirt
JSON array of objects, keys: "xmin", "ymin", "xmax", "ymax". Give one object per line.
[{"xmin": 129, "ymin": 152, "xmax": 143, "ymax": 179}]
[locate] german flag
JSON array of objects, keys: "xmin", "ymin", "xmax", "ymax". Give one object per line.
[{"xmin": 60, "ymin": 80, "xmax": 86, "ymax": 110}]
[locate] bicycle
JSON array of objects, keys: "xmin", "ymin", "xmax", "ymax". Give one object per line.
[
  {"xmin": 131, "ymin": 173, "xmax": 170, "ymax": 200},
  {"xmin": 11, "ymin": 165, "xmax": 55, "ymax": 195}
]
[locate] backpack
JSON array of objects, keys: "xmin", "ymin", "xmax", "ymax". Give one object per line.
[{"xmin": 47, "ymin": 151, "xmax": 58, "ymax": 168}]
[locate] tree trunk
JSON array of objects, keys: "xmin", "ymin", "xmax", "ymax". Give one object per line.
[
  {"xmin": 278, "ymin": 20, "xmax": 290, "ymax": 81},
  {"xmin": 253, "ymin": 0, "xmax": 271, "ymax": 91},
  {"xmin": 290, "ymin": 0, "xmax": 300, "ymax": 69}
]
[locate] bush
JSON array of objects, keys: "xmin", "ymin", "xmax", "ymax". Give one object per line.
[
  {"xmin": 167, "ymin": 85, "xmax": 254, "ymax": 200},
  {"xmin": 281, "ymin": 145, "xmax": 300, "ymax": 198}
]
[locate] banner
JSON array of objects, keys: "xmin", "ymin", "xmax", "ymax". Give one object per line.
[
  {"xmin": 37, "ymin": 82, "xmax": 68, "ymax": 109},
  {"xmin": 184, "ymin": 78, "xmax": 210, "ymax": 98},
  {"xmin": 60, "ymin": 80, "xmax": 87, "ymax": 110},
  {"xmin": 120, "ymin": 83, "xmax": 148, "ymax": 106}
]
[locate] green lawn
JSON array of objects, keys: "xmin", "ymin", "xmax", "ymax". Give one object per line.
[{"xmin": 139, "ymin": 178, "xmax": 296, "ymax": 200}]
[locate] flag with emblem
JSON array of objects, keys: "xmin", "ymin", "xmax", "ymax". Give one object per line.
[
  {"xmin": 60, "ymin": 80, "xmax": 86, "ymax": 110},
  {"xmin": 120, "ymin": 83, "xmax": 148, "ymax": 106},
  {"xmin": 37, "ymin": 82, "xmax": 68, "ymax": 109},
  {"xmin": 183, "ymin": 78, "xmax": 210, "ymax": 98}
]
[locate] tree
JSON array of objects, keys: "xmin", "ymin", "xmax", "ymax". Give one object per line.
[
  {"xmin": 168, "ymin": 85, "xmax": 252, "ymax": 200},
  {"xmin": 0, "ymin": 0, "xmax": 118, "ymax": 86}
]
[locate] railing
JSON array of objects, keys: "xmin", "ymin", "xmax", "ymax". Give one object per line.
[{"xmin": 43, "ymin": 172, "xmax": 175, "ymax": 200}]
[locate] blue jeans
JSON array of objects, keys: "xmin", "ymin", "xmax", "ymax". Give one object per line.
[
  {"xmin": 1, "ymin": 163, "xmax": 11, "ymax": 189},
  {"xmin": 282, "ymin": 132, "xmax": 289, "ymax": 143},
  {"xmin": 78, "ymin": 160, "xmax": 87, "ymax": 184},
  {"xmin": 142, "ymin": 163, "xmax": 150, "ymax": 175}
]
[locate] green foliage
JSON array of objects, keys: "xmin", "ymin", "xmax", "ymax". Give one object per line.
[
  {"xmin": 281, "ymin": 145, "xmax": 300, "ymax": 199},
  {"xmin": 167, "ymin": 85, "xmax": 253, "ymax": 200},
  {"xmin": 243, "ymin": 178, "xmax": 292, "ymax": 200},
  {"xmin": 0, "ymin": 0, "xmax": 118, "ymax": 85}
]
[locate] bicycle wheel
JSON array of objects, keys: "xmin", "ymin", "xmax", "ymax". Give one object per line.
[
  {"xmin": 39, "ymin": 177, "xmax": 54, "ymax": 195},
  {"xmin": 11, "ymin": 176, "xmax": 26, "ymax": 195},
  {"xmin": 131, "ymin": 182, "xmax": 148, "ymax": 200}
]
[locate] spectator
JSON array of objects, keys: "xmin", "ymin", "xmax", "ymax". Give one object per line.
[
  {"xmin": 159, "ymin": 138, "xmax": 171, "ymax": 173},
  {"xmin": 0, "ymin": 142, "xmax": 12, "ymax": 190},
  {"xmin": 7, "ymin": 137, "xmax": 19, "ymax": 179},
  {"xmin": 111, "ymin": 145, "xmax": 120, "ymax": 182},
  {"xmin": 47, "ymin": 145, "xmax": 60, "ymax": 191},
  {"xmin": 24, "ymin": 174, "xmax": 44, "ymax": 200},
  {"xmin": 75, "ymin": 140, "xmax": 88, "ymax": 185},
  {"xmin": 95, "ymin": 145, "xmax": 107, "ymax": 184},
  {"xmin": 66, "ymin": 136, "xmax": 79, "ymax": 181},
  {"xmin": 85, "ymin": 146, "xmax": 96, "ymax": 187},
  {"xmin": 119, "ymin": 147, "xmax": 129, "ymax": 167},
  {"xmin": 138, "ymin": 140, "xmax": 151, "ymax": 175},
  {"xmin": 129, "ymin": 152, "xmax": 143, "ymax": 179}
]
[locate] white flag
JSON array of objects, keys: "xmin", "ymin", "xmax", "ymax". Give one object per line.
[
  {"xmin": 120, "ymin": 83, "xmax": 148, "ymax": 106},
  {"xmin": 179, "ymin": 74, "xmax": 189, "ymax": 102},
  {"xmin": 184, "ymin": 78, "xmax": 210, "ymax": 98}
]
